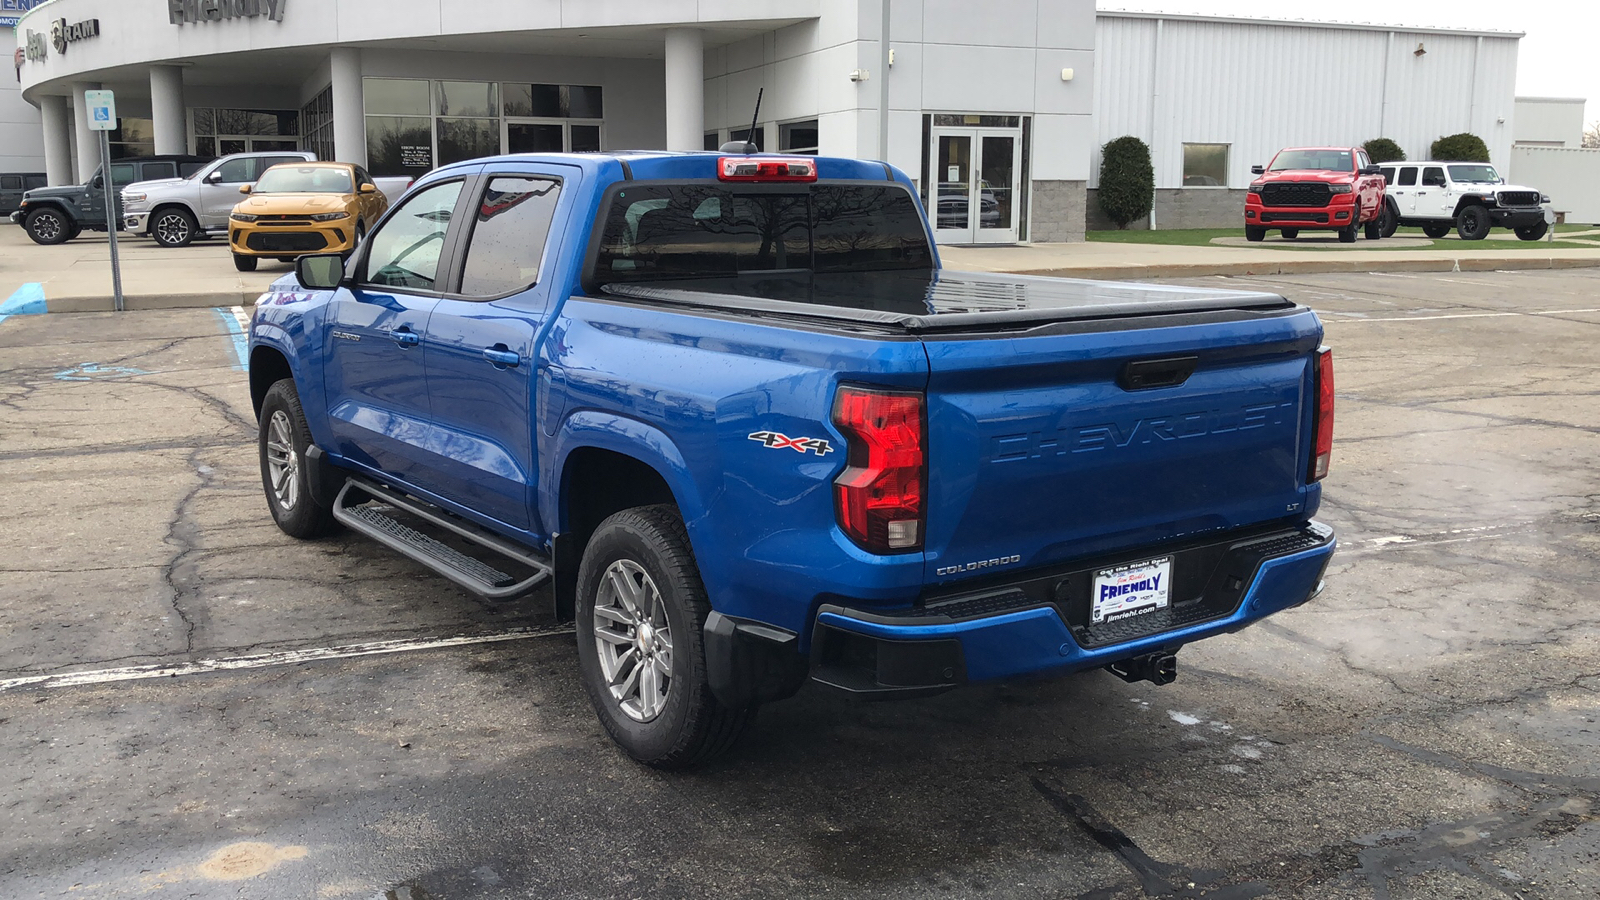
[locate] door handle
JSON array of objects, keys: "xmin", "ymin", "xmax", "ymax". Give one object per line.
[
  {"xmin": 390, "ymin": 327, "xmax": 421, "ymax": 347},
  {"xmin": 482, "ymin": 347, "xmax": 521, "ymax": 368}
]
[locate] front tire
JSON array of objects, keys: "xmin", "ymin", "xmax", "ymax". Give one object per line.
[
  {"xmin": 233, "ymin": 253, "xmax": 258, "ymax": 272},
  {"xmin": 1339, "ymin": 214, "xmax": 1358, "ymax": 243},
  {"xmin": 1245, "ymin": 225, "xmax": 1266, "ymax": 242},
  {"xmin": 151, "ymin": 207, "xmax": 198, "ymax": 248},
  {"xmin": 1515, "ymin": 221, "xmax": 1549, "ymax": 241},
  {"xmin": 24, "ymin": 208, "xmax": 71, "ymax": 245},
  {"xmin": 1280, "ymin": 228, "xmax": 1299, "ymax": 240},
  {"xmin": 1364, "ymin": 208, "xmax": 1382, "ymax": 240},
  {"xmin": 1457, "ymin": 206, "xmax": 1491, "ymax": 241},
  {"xmin": 576, "ymin": 505, "xmax": 754, "ymax": 769},
  {"xmin": 258, "ymin": 379, "xmax": 338, "ymax": 539}
]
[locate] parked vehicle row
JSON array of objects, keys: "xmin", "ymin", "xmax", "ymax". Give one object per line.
[
  {"xmin": 8, "ymin": 155, "xmax": 210, "ymax": 244},
  {"xmin": 1245, "ymin": 145, "xmax": 1554, "ymax": 243}
]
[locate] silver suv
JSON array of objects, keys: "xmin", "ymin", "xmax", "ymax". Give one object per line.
[
  {"xmin": 1377, "ymin": 161, "xmax": 1553, "ymax": 241},
  {"xmin": 123, "ymin": 151, "xmax": 315, "ymax": 247}
]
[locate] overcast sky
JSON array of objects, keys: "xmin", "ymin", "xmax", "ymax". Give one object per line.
[{"xmin": 1102, "ymin": 1, "xmax": 1598, "ymax": 129}]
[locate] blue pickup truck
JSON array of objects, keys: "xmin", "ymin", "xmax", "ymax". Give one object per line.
[{"xmin": 248, "ymin": 151, "xmax": 1337, "ymax": 768}]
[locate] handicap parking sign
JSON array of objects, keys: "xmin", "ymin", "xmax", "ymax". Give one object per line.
[{"xmin": 84, "ymin": 89, "xmax": 117, "ymax": 131}]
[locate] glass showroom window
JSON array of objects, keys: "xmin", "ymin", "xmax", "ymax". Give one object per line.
[
  {"xmin": 437, "ymin": 81, "xmax": 500, "ymax": 167},
  {"xmin": 300, "ymin": 87, "xmax": 334, "ymax": 163},
  {"xmin": 191, "ymin": 108, "xmax": 300, "ymax": 157},
  {"xmin": 109, "ymin": 118, "xmax": 155, "ymax": 158},
  {"xmin": 1182, "ymin": 143, "xmax": 1230, "ymax": 187},
  {"xmin": 502, "ymin": 83, "xmax": 604, "ymax": 153},
  {"xmin": 365, "ymin": 78, "xmax": 435, "ymax": 178},
  {"xmin": 780, "ymin": 120, "xmax": 819, "ymax": 155}
]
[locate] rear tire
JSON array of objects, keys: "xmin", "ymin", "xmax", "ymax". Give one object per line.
[
  {"xmin": 1280, "ymin": 228, "xmax": 1299, "ymax": 240},
  {"xmin": 1245, "ymin": 225, "xmax": 1266, "ymax": 242},
  {"xmin": 1422, "ymin": 222, "xmax": 1452, "ymax": 239},
  {"xmin": 1515, "ymin": 221, "xmax": 1549, "ymax": 241},
  {"xmin": 1456, "ymin": 206, "xmax": 1491, "ymax": 241},
  {"xmin": 1379, "ymin": 203, "xmax": 1399, "ymax": 238},
  {"xmin": 24, "ymin": 207, "xmax": 71, "ymax": 245},
  {"xmin": 233, "ymin": 253, "xmax": 258, "ymax": 272},
  {"xmin": 1364, "ymin": 209, "xmax": 1382, "ymax": 240},
  {"xmin": 151, "ymin": 207, "xmax": 198, "ymax": 248},
  {"xmin": 576, "ymin": 505, "xmax": 755, "ymax": 770},
  {"xmin": 258, "ymin": 379, "xmax": 338, "ymax": 539}
]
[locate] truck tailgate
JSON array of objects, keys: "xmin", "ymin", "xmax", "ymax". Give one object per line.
[{"xmin": 922, "ymin": 304, "xmax": 1323, "ymax": 584}]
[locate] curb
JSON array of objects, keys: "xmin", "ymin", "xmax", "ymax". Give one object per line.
[{"xmin": 1009, "ymin": 255, "xmax": 1600, "ymax": 281}]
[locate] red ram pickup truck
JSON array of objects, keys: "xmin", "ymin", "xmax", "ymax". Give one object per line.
[{"xmin": 1245, "ymin": 147, "xmax": 1389, "ymax": 243}]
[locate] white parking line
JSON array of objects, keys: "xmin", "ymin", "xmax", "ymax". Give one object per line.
[
  {"xmin": 0, "ymin": 625, "xmax": 575, "ymax": 695},
  {"xmin": 1339, "ymin": 523, "xmax": 1538, "ymax": 555}
]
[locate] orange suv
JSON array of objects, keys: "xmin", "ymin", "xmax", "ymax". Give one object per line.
[{"xmin": 229, "ymin": 162, "xmax": 389, "ymax": 271}]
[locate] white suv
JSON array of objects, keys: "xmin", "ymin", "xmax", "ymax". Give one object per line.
[
  {"xmin": 1377, "ymin": 161, "xmax": 1553, "ymax": 241},
  {"xmin": 122, "ymin": 151, "xmax": 316, "ymax": 248}
]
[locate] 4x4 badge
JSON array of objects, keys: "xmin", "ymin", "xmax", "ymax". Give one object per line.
[{"xmin": 748, "ymin": 431, "xmax": 833, "ymax": 456}]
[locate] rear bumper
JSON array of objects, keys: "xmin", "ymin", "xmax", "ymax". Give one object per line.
[{"xmin": 808, "ymin": 522, "xmax": 1335, "ymax": 697}]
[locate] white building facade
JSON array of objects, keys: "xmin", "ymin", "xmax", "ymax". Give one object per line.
[{"xmin": 9, "ymin": 1, "xmax": 1523, "ymax": 240}]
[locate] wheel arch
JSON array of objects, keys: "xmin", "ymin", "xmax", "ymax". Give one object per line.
[
  {"xmin": 149, "ymin": 201, "xmax": 197, "ymax": 223},
  {"xmin": 1452, "ymin": 197, "xmax": 1491, "ymax": 218},
  {"xmin": 248, "ymin": 344, "xmax": 295, "ymax": 420},
  {"xmin": 24, "ymin": 199, "xmax": 76, "ymax": 221}
]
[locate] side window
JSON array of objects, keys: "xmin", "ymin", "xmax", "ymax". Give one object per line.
[
  {"xmin": 1423, "ymin": 166, "xmax": 1446, "ymax": 187},
  {"xmin": 1356, "ymin": 150, "xmax": 1371, "ymax": 170},
  {"xmin": 1379, "ymin": 167, "xmax": 1396, "ymax": 184},
  {"xmin": 215, "ymin": 158, "xmax": 255, "ymax": 184},
  {"xmin": 362, "ymin": 180, "xmax": 464, "ymax": 292},
  {"xmin": 1, "ymin": 176, "xmax": 20, "ymax": 191},
  {"xmin": 26, "ymin": 175, "xmax": 48, "ymax": 190},
  {"xmin": 142, "ymin": 162, "xmax": 178, "ymax": 181},
  {"xmin": 459, "ymin": 176, "xmax": 562, "ymax": 297},
  {"xmin": 355, "ymin": 167, "xmax": 374, "ymax": 188},
  {"xmin": 109, "ymin": 164, "xmax": 138, "ymax": 187},
  {"xmin": 1397, "ymin": 167, "xmax": 1418, "ymax": 187},
  {"xmin": 179, "ymin": 161, "xmax": 208, "ymax": 178}
]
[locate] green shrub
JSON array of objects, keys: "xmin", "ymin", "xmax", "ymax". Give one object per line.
[
  {"xmin": 1362, "ymin": 138, "xmax": 1406, "ymax": 163},
  {"xmin": 1429, "ymin": 133, "xmax": 1491, "ymax": 162},
  {"xmin": 1098, "ymin": 136, "xmax": 1154, "ymax": 229}
]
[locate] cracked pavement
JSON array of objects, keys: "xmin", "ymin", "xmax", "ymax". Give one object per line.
[{"xmin": 0, "ymin": 271, "xmax": 1597, "ymax": 898}]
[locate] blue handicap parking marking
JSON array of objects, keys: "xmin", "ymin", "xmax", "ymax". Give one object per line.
[
  {"xmin": 54, "ymin": 363, "xmax": 150, "ymax": 382},
  {"xmin": 0, "ymin": 282, "xmax": 48, "ymax": 327},
  {"xmin": 213, "ymin": 307, "xmax": 250, "ymax": 371}
]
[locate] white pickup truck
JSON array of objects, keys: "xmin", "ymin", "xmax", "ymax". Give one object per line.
[{"xmin": 123, "ymin": 152, "xmax": 412, "ymax": 247}]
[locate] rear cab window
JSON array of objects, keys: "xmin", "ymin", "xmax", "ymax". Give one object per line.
[{"xmin": 587, "ymin": 182, "xmax": 932, "ymax": 290}]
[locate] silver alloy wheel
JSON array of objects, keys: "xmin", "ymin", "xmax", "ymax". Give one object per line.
[
  {"xmin": 155, "ymin": 212, "xmax": 190, "ymax": 245},
  {"xmin": 264, "ymin": 410, "xmax": 300, "ymax": 512},
  {"xmin": 31, "ymin": 212, "xmax": 61, "ymax": 241},
  {"xmin": 592, "ymin": 558, "xmax": 673, "ymax": 722}
]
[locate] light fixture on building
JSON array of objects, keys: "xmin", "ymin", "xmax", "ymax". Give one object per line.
[
  {"xmin": 888, "ymin": 49, "xmax": 896, "ymax": 66},
  {"xmin": 1061, "ymin": 68, "xmax": 1075, "ymax": 81},
  {"xmin": 1414, "ymin": 42, "xmax": 1426, "ymax": 57},
  {"xmin": 849, "ymin": 68, "xmax": 870, "ymax": 82}
]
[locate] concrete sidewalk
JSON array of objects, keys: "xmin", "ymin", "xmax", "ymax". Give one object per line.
[
  {"xmin": 0, "ymin": 223, "xmax": 282, "ymax": 313},
  {"xmin": 6, "ymin": 220, "xmax": 1600, "ymax": 314}
]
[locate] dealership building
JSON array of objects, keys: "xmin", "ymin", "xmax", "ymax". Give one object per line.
[{"xmin": 7, "ymin": 0, "xmax": 1525, "ymax": 241}]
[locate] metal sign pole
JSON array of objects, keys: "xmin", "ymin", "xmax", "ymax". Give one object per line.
[{"xmin": 100, "ymin": 129, "xmax": 125, "ymax": 312}]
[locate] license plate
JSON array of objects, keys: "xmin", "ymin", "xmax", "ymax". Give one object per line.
[{"xmin": 1091, "ymin": 556, "xmax": 1173, "ymax": 625}]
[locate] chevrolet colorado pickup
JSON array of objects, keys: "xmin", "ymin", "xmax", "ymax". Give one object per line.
[
  {"xmin": 1246, "ymin": 146, "xmax": 1387, "ymax": 243},
  {"xmin": 248, "ymin": 151, "xmax": 1338, "ymax": 768}
]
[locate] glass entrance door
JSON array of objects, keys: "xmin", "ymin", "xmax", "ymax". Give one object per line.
[
  {"xmin": 930, "ymin": 126, "xmax": 1022, "ymax": 244},
  {"xmin": 506, "ymin": 120, "xmax": 605, "ymax": 154}
]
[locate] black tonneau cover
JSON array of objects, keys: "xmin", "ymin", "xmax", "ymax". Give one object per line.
[{"xmin": 599, "ymin": 270, "xmax": 1295, "ymax": 334}]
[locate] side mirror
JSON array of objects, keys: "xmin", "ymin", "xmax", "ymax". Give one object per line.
[
  {"xmin": 239, "ymin": 184, "xmax": 253, "ymax": 195},
  {"xmin": 205, "ymin": 171, "xmax": 223, "ymax": 184},
  {"xmin": 1360, "ymin": 166, "xmax": 1382, "ymax": 176},
  {"xmin": 1250, "ymin": 165, "xmax": 1264, "ymax": 175},
  {"xmin": 359, "ymin": 183, "xmax": 378, "ymax": 194},
  {"xmin": 91, "ymin": 175, "xmax": 104, "ymax": 189},
  {"xmin": 296, "ymin": 253, "xmax": 346, "ymax": 290}
]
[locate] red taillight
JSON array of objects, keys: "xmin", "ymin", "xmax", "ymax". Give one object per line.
[
  {"xmin": 1309, "ymin": 347, "xmax": 1334, "ymax": 482},
  {"xmin": 718, "ymin": 156, "xmax": 818, "ymax": 182},
  {"xmin": 832, "ymin": 386, "xmax": 925, "ymax": 553}
]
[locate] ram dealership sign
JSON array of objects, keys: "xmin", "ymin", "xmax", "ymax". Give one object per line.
[{"xmin": 169, "ymin": 0, "xmax": 286, "ymax": 25}]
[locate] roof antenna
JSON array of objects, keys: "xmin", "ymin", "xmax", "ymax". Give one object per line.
[{"xmin": 718, "ymin": 88, "xmax": 763, "ymax": 154}]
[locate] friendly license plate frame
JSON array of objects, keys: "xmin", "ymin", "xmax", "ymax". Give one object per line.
[{"xmin": 1091, "ymin": 556, "xmax": 1173, "ymax": 625}]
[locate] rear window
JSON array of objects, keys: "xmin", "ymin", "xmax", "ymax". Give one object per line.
[{"xmin": 590, "ymin": 182, "xmax": 932, "ymax": 287}]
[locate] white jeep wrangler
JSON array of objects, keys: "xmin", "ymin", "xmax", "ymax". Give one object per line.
[{"xmin": 1376, "ymin": 161, "xmax": 1553, "ymax": 241}]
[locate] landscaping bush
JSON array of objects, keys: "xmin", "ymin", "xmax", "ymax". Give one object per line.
[
  {"xmin": 1362, "ymin": 138, "xmax": 1406, "ymax": 163},
  {"xmin": 1098, "ymin": 136, "xmax": 1154, "ymax": 229},
  {"xmin": 1429, "ymin": 133, "xmax": 1491, "ymax": 162}
]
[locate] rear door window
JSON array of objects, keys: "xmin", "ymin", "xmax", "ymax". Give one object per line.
[
  {"xmin": 459, "ymin": 176, "xmax": 562, "ymax": 297},
  {"xmin": 1397, "ymin": 167, "xmax": 1418, "ymax": 187},
  {"xmin": 591, "ymin": 183, "xmax": 931, "ymax": 286},
  {"xmin": 1, "ymin": 176, "xmax": 20, "ymax": 191},
  {"xmin": 141, "ymin": 162, "xmax": 178, "ymax": 181},
  {"xmin": 1379, "ymin": 167, "xmax": 1396, "ymax": 184}
]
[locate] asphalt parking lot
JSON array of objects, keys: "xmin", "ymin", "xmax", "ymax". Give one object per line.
[{"xmin": 1, "ymin": 270, "xmax": 1598, "ymax": 899}]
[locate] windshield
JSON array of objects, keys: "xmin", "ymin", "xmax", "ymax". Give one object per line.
[
  {"xmin": 1448, "ymin": 165, "xmax": 1501, "ymax": 184},
  {"xmin": 253, "ymin": 166, "xmax": 354, "ymax": 194},
  {"xmin": 1269, "ymin": 150, "xmax": 1353, "ymax": 172}
]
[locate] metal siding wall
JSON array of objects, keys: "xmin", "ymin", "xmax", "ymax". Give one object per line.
[
  {"xmin": 1514, "ymin": 99, "xmax": 1586, "ymax": 147},
  {"xmin": 1095, "ymin": 15, "xmax": 1522, "ymax": 190},
  {"xmin": 1510, "ymin": 147, "xmax": 1600, "ymax": 222}
]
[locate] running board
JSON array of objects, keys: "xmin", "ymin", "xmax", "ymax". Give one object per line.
[{"xmin": 332, "ymin": 478, "xmax": 552, "ymax": 600}]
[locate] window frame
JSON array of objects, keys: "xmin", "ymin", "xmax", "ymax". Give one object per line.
[
  {"xmin": 354, "ymin": 175, "xmax": 475, "ymax": 297},
  {"xmin": 1180, "ymin": 142, "xmax": 1231, "ymax": 188},
  {"xmin": 452, "ymin": 171, "xmax": 567, "ymax": 302}
]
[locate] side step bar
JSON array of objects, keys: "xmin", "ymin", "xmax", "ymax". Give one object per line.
[{"xmin": 332, "ymin": 478, "xmax": 552, "ymax": 600}]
